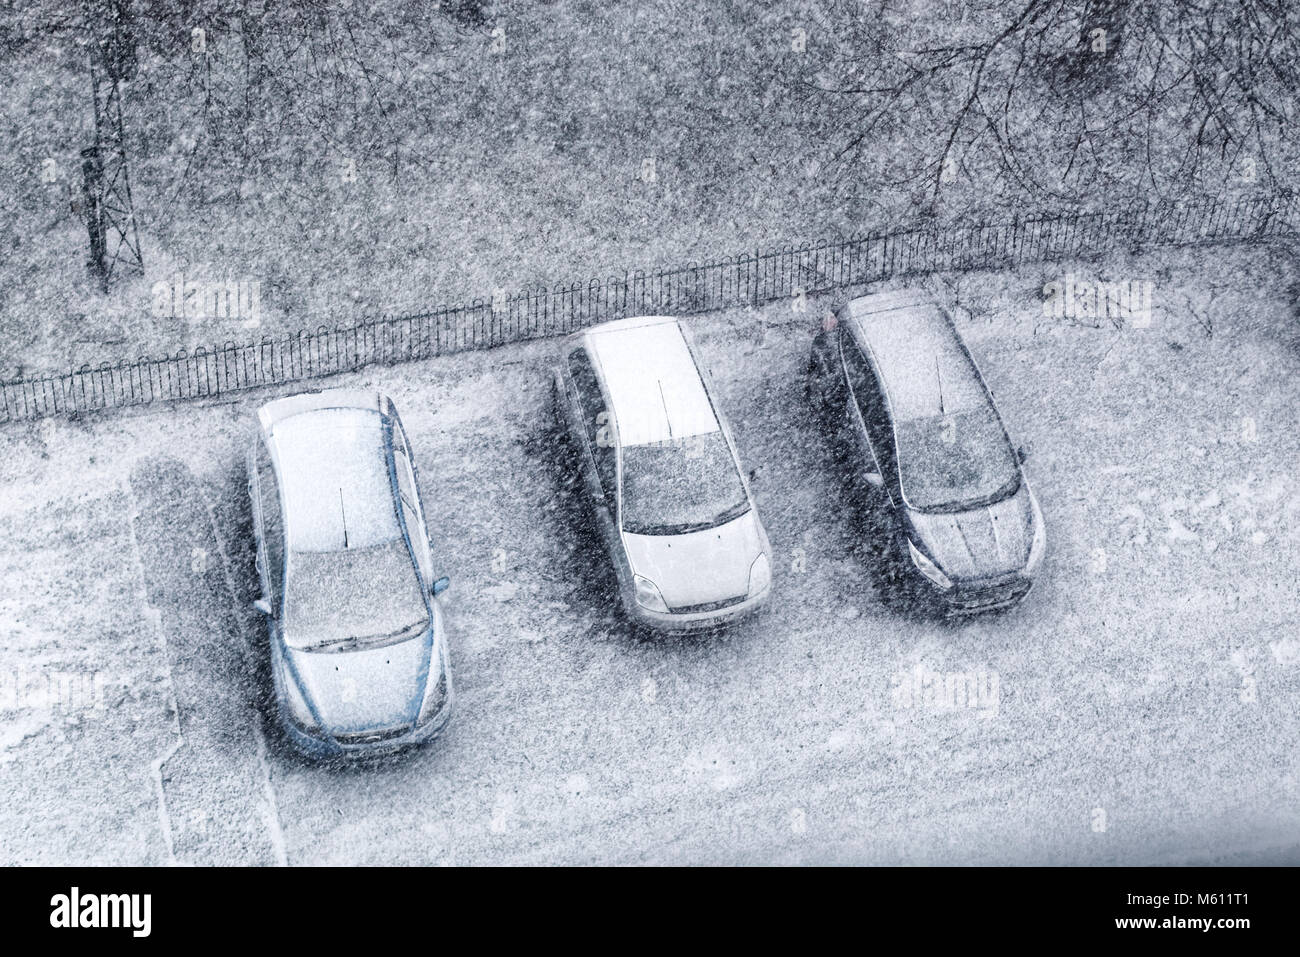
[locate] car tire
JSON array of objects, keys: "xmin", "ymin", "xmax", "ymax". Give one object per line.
[
  {"xmin": 804, "ymin": 355, "xmax": 823, "ymax": 411},
  {"xmin": 548, "ymin": 375, "xmax": 563, "ymax": 433}
]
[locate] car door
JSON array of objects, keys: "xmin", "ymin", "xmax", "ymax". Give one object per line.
[
  {"xmin": 565, "ymin": 347, "xmax": 624, "ymax": 565},
  {"xmin": 391, "ymin": 422, "xmax": 434, "ymax": 587},
  {"xmin": 840, "ymin": 329, "xmax": 896, "ymax": 507},
  {"xmin": 558, "ymin": 350, "xmax": 596, "ymax": 495},
  {"xmin": 252, "ymin": 438, "xmax": 285, "ymax": 633}
]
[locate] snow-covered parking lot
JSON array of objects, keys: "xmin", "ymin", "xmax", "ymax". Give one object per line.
[{"xmin": 2, "ymin": 245, "xmax": 1298, "ymax": 865}]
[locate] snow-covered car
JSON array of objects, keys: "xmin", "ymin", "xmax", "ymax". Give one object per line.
[
  {"xmin": 551, "ymin": 316, "xmax": 772, "ymax": 631},
  {"xmin": 807, "ymin": 291, "xmax": 1045, "ymax": 615},
  {"xmin": 247, "ymin": 388, "xmax": 453, "ymax": 758}
]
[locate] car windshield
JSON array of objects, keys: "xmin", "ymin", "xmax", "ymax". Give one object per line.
[
  {"xmin": 895, "ymin": 405, "xmax": 1020, "ymax": 512},
  {"xmin": 283, "ymin": 539, "xmax": 428, "ymax": 652},
  {"xmin": 620, "ymin": 432, "xmax": 749, "ymax": 535}
]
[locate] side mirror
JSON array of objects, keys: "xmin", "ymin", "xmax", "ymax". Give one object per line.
[
  {"xmin": 864, "ymin": 471, "xmax": 885, "ymax": 488},
  {"xmin": 431, "ymin": 576, "xmax": 451, "ymax": 597},
  {"xmin": 253, "ymin": 598, "xmax": 273, "ymax": 617},
  {"xmin": 1017, "ymin": 445, "xmax": 1030, "ymax": 464}
]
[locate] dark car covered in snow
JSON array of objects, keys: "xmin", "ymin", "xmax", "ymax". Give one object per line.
[{"xmin": 807, "ymin": 290, "xmax": 1045, "ymax": 614}]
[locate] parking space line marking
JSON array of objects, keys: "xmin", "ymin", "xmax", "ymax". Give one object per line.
[
  {"xmin": 124, "ymin": 475, "xmax": 185, "ymax": 867},
  {"xmin": 149, "ymin": 742, "xmax": 183, "ymax": 866},
  {"xmin": 196, "ymin": 483, "xmax": 289, "ymax": 867}
]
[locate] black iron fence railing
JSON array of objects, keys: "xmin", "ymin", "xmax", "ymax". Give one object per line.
[{"xmin": 2, "ymin": 194, "xmax": 1294, "ymax": 423}]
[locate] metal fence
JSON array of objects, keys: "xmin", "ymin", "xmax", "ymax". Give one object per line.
[{"xmin": 2, "ymin": 194, "xmax": 1295, "ymax": 424}]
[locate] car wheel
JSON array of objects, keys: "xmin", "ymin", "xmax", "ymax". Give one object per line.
[
  {"xmin": 549, "ymin": 376, "xmax": 563, "ymax": 432},
  {"xmin": 805, "ymin": 355, "xmax": 830, "ymax": 420},
  {"xmin": 803, "ymin": 354, "xmax": 818, "ymax": 399},
  {"xmin": 548, "ymin": 385, "xmax": 583, "ymax": 490}
]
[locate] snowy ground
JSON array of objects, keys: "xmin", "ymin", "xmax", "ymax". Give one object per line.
[{"xmin": 1, "ymin": 245, "xmax": 1298, "ymax": 865}]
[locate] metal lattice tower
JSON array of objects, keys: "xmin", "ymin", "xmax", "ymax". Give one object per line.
[{"xmin": 82, "ymin": 0, "xmax": 143, "ymax": 291}]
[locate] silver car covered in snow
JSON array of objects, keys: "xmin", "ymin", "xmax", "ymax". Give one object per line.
[
  {"xmin": 551, "ymin": 316, "xmax": 772, "ymax": 631},
  {"xmin": 247, "ymin": 389, "xmax": 453, "ymax": 757}
]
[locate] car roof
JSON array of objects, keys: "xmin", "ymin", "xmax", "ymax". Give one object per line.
[
  {"xmin": 845, "ymin": 296, "xmax": 988, "ymax": 422},
  {"xmin": 579, "ymin": 316, "xmax": 719, "ymax": 446},
  {"xmin": 268, "ymin": 405, "xmax": 402, "ymax": 553}
]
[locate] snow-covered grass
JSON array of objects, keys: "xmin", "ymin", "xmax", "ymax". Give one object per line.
[
  {"xmin": 5, "ymin": 0, "xmax": 1292, "ymax": 388},
  {"xmin": 1, "ymin": 243, "xmax": 1298, "ymax": 864},
  {"xmin": 0, "ymin": 1, "xmax": 827, "ymax": 374}
]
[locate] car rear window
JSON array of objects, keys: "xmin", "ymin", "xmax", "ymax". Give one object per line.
[{"xmin": 620, "ymin": 431, "xmax": 749, "ymax": 535}]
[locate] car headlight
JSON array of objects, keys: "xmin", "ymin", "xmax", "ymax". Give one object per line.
[
  {"xmin": 634, "ymin": 575, "xmax": 670, "ymax": 613},
  {"xmin": 908, "ymin": 539, "xmax": 952, "ymax": 590},
  {"xmin": 748, "ymin": 552, "xmax": 771, "ymax": 596}
]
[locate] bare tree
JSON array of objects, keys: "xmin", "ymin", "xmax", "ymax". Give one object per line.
[{"xmin": 787, "ymin": 0, "xmax": 1299, "ymax": 216}]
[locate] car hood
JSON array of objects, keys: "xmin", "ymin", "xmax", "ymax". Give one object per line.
[
  {"xmin": 285, "ymin": 630, "xmax": 433, "ymax": 734},
  {"xmin": 908, "ymin": 481, "xmax": 1036, "ymax": 581},
  {"xmin": 622, "ymin": 509, "xmax": 767, "ymax": 609}
]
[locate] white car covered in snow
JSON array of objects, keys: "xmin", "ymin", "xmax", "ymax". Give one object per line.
[{"xmin": 551, "ymin": 316, "xmax": 772, "ymax": 630}]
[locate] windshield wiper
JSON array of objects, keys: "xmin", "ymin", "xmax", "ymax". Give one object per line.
[
  {"xmin": 707, "ymin": 500, "xmax": 752, "ymax": 529},
  {"xmin": 306, "ymin": 636, "xmax": 362, "ymax": 653},
  {"xmin": 629, "ymin": 501, "xmax": 751, "ymax": 536},
  {"xmin": 302, "ymin": 619, "xmax": 430, "ymax": 653}
]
